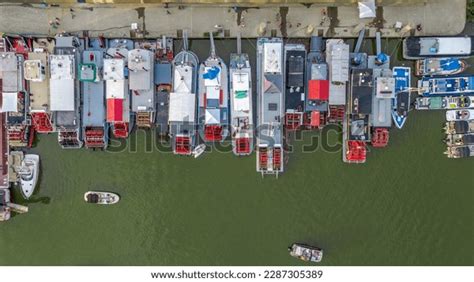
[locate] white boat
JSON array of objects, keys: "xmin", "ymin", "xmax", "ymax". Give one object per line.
[
  {"xmin": 84, "ymin": 191, "xmax": 120, "ymax": 205},
  {"xmin": 19, "ymin": 154, "xmax": 40, "ymax": 199},
  {"xmin": 446, "ymin": 109, "xmax": 474, "ymax": 121},
  {"xmin": 192, "ymin": 144, "xmax": 206, "ymax": 158}
]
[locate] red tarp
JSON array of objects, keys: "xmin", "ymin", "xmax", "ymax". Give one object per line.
[
  {"xmin": 107, "ymin": 99, "xmax": 123, "ymax": 122},
  {"xmin": 308, "ymin": 80, "xmax": 329, "ymax": 100}
]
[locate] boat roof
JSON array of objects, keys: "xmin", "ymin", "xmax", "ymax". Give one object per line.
[
  {"xmin": 230, "ymin": 69, "xmax": 251, "ymax": 116},
  {"xmin": 419, "ymin": 37, "xmax": 471, "ymax": 56},
  {"xmin": 82, "ymin": 50, "xmax": 105, "ymax": 127},
  {"xmin": 50, "ymin": 79, "xmax": 75, "ymax": 111},
  {"xmin": 106, "ymin": 98, "xmax": 123, "ymax": 122},
  {"xmin": 1, "ymin": 92, "xmax": 18, "ymax": 112},
  {"xmin": 169, "ymin": 92, "xmax": 196, "ymax": 123},
  {"xmin": 350, "ymin": 69, "xmax": 373, "ymax": 115},
  {"xmin": 326, "ymin": 39, "xmax": 349, "ymax": 83}
]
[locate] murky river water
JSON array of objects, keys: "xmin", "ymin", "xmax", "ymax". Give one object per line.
[{"xmin": 0, "ymin": 38, "xmax": 472, "ymax": 265}]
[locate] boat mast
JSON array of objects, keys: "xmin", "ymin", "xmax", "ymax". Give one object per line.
[
  {"xmin": 183, "ymin": 29, "xmax": 189, "ymax": 51},
  {"xmin": 209, "ymin": 31, "xmax": 216, "ymax": 58},
  {"xmin": 237, "ymin": 32, "xmax": 242, "ymax": 55}
]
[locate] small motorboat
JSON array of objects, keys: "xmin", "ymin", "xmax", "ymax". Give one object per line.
[
  {"xmin": 288, "ymin": 243, "xmax": 323, "ymax": 263},
  {"xmin": 19, "ymin": 154, "xmax": 40, "ymax": 199},
  {"xmin": 84, "ymin": 191, "xmax": 120, "ymax": 205},
  {"xmin": 192, "ymin": 144, "xmax": 206, "ymax": 158},
  {"xmin": 446, "ymin": 109, "xmax": 474, "ymax": 121}
]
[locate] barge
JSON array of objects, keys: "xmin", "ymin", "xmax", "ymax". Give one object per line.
[
  {"xmin": 284, "ymin": 43, "xmax": 306, "ymax": 130},
  {"xmin": 326, "ymin": 39, "xmax": 349, "ymax": 123},
  {"xmin": 256, "ymin": 37, "xmax": 284, "ymax": 176}
]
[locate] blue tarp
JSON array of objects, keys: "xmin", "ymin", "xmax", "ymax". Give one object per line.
[
  {"xmin": 203, "ymin": 66, "xmax": 220, "ymax": 80},
  {"xmin": 439, "ymin": 59, "xmax": 461, "ymax": 71}
]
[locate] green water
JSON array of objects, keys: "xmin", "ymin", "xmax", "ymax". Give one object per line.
[{"xmin": 0, "ymin": 39, "xmax": 473, "ymax": 266}]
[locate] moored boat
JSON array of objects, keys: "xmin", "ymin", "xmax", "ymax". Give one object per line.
[
  {"xmin": 326, "ymin": 39, "xmax": 349, "ymax": 123},
  {"xmin": 415, "ymin": 96, "xmax": 474, "ymax": 110},
  {"xmin": 415, "ymin": 58, "xmax": 467, "ymax": 76},
  {"xmin": 256, "ymin": 37, "xmax": 284, "ymax": 176},
  {"xmin": 198, "ymin": 33, "xmax": 229, "ymax": 143},
  {"xmin": 50, "ymin": 35, "xmax": 84, "ymax": 149},
  {"xmin": 0, "ymin": 188, "xmax": 11, "ymax": 221},
  {"xmin": 104, "ymin": 39, "xmax": 133, "ymax": 138},
  {"xmin": 403, "ymin": 36, "xmax": 472, "ymax": 59},
  {"xmin": 392, "ymin": 67, "xmax": 411, "ymax": 129},
  {"xmin": 84, "ymin": 191, "xmax": 120, "ymax": 205},
  {"xmin": 155, "ymin": 36, "xmax": 174, "ymax": 136},
  {"xmin": 169, "ymin": 31, "xmax": 199, "ymax": 156},
  {"xmin": 444, "ymin": 120, "xmax": 474, "ymax": 135},
  {"xmin": 80, "ymin": 38, "xmax": 108, "ymax": 149},
  {"xmin": 229, "ymin": 34, "xmax": 253, "ymax": 156},
  {"xmin": 444, "ymin": 133, "xmax": 474, "ymax": 147},
  {"xmin": 417, "ymin": 75, "xmax": 474, "ymax": 97},
  {"xmin": 284, "ymin": 43, "xmax": 306, "ymax": 130},
  {"xmin": 444, "ymin": 145, "xmax": 474, "ymax": 158},
  {"xmin": 446, "ymin": 109, "xmax": 474, "ymax": 121},
  {"xmin": 19, "ymin": 154, "xmax": 39, "ymax": 199},
  {"xmin": 288, "ymin": 243, "xmax": 323, "ymax": 263}
]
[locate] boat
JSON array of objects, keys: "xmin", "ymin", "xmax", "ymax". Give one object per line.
[
  {"xmin": 444, "ymin": 145, "xmax": 474, "ymax": 158},
  {"xmin": 415, "ymin": 96, "xmax": 474, "ymax": 110},
  {"xmin": 343, "ymin": 69, "xmax": 372, "ymax": 163},
  {"xmin": 18, "ymin": 154, "xmax": 39, "ymax": 199},
  {"xmin": 80, "ymin": 38, "xmax": 108, "ymax": 149},
  {"xmin": 0, "ymin": 188, "xmax": 11, "ymax": 221},
  {"xmin": 256, "ymin": 37, "xmax": 284, "ymax": 177},
  {"xmin": 288, "ymin": 243, "xmax": 323, "ymax": 263},
  {"xmin": 305, "ymin": 36, "xmax": 328, "ymax": 128},
  {"xmin": 198, "ymin": 33, "xmax": 229, "ymax": 143},
  {"xmin": 0, "ymin": 46, "xmax": 32, "ymax": 148},
  {"xmin": 392, "ymin": 67, "xmax": 411, "ymax": 129},
  {"xmin": 129, "ymin": 47, "xmax": 155, "ymax": 128},
  {"xmin": 403, "ymin": 36, "xmax": 473, "ymax": 59},
  {"xmin": 371, "ymin": 70, "xmax": 394, "ymax": 147},
  {"xmin": 284, "ymin": 43, "xmax": 306, "ymax": 130},
  {"xmin": 155, "ymin": 36, "xmax": 174, "ymax": 136},
  {"xmin": 415, "ymin": 58, "xmax": 467, "ymax": 76},
  {"xmin": 0, "ymin": 113, "xmax": 9, "ymax": 190},
  {"xmin": 229, "ymin": 34, "xmax": 253, "ymax": 156},
  {"xmin": 326, "ymin": 39, "xmax": 349, "ymax": 123},
  {"xmin": 50, "ymin": 35, "xmax": 84, "ymax": 149},
  {"xmin": 446, "ymin": 109, "xmax": 474, "ymax": 121},
  {"xmin": 444, "ymin": 120, "xmax": 474, "ymax": 134},
  {"xmin": 169, "ymin": 30, "xmax": 199, "ymax": 156},
  {"xmin": 84, "ymin": 191, "xmax": 120, "ymax": 205},
  {"xmin": 192, "ymin": 144, "xmax": 206, "ymax": 158},
  {"xmin": 25, "ymin": 38, "xmax": 56, "ymax": 133},
  {"xmin": 104, "ymin": 39, "xmax": 134, "ymax": 138},
  {"xmin": 417, "ymin": 75, "xmax": 474, "ymax": 97},
  {"xmin": 444, "ymin": 133, "xmax": 474, "ymax": 147}
]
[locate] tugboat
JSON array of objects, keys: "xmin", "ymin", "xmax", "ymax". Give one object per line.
[
  {"xmin": 417, "ymin": 75, "xmax": 474, "ymax": 97},
  {"xmin": 104, "ymin": 39, "xmax": 134, "ymax": 138},
  {"xmin": 25, "ymin": 38, "xmax": 55, "ymax": 134},
  {"xmin": 129, "ymin": 47, "xmax": 155, "ymax": 128},
  {"xmin": 415, "ymin": 58, "xmax": 467, "ymax": 76},
  {"xmin": 50, "ymin": 35, "xmax": 84, "ymax": 149},
  {"xmin": 169, "ymin": 30, "xmax": 199, "ymax": 156},
  {"xmin": 444, "ymin": 133, "xmax": 474, "ymax": 147},
  {"xmin": 198, "ymin": 33, "xmax": 229, "ymax": 143},
  {"xmin": 403, "ymin": 36, "xmax": 472, "ymax": 59},
  {"xmin": 256, "ymin": 37, "xmax": 284, "ymax": 177},
  {"xmin": 392, "ymin": 67, "xmax": 411, "ymax": 129},
  {"xmin": 445, "ymin": 145, "xmax": 474, "ymax": 158},
  {"xmin": 18, "ymin": 154, "xmax": 39, "ymax": 199},
  {"xmin": 284, "ymin": 43, "xmax": 306, "ymax": 130},
  {"xmin": 446, "ymin": 109, "xmax": 474, "ymax": 121},
  {"xmin": 229, "ymin": 34, "xmax": 253, "ymax": 156},
  {"xmin": 444, "ymin": 120, "xmax": 474, "ymax": 134},
  {"xmin": 155, "ymin": 36, "xmax": 174, "ymax": 136},
  {"xmin": 288, "ymin": 243, "xmax": 323, "ymax": 263},
  {"xmin": 80, "ymin": 38, "xmax": 108, "ymax": 149},
  {"xmin": 84, "ymin": 191, "xmax": 120, "ymax": 205},
  {"xmin": 415, "ymin": 96, "xmax": 474, "ymax": 110},
  {"xmin": 305, "ymin": 36, "xmax": 328, "ymax": 128}
]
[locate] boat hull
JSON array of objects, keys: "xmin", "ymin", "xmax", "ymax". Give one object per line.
[{"xmin": 20, "ymin": 154, "xmax": 39, "ymax": 199}]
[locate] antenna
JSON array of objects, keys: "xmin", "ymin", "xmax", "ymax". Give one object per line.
[{"xmin": 237, "ymin": 32, "xmax": 242, "ymax": 55}]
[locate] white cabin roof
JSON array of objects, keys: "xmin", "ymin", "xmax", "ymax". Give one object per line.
[
  {"xmin": 106, "ymin": 79, "xmax": 128, "ymax": 99},
  {"xmin": 0, "ymin": 92, "xmax": 18, "ymax": 112},
  {"xmin": 50, "ymin": 79, "xmax": 75, "ymax": 111},
  {"xmin": 169, "ymin": 92, "xmax": 196, "ymax": 123},
  {"xmin": 173, "ymin": 65, "xmax": 193, "ymax": 93}
]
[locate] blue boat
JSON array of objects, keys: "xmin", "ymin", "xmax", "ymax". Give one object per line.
[
  {"xmin": 418, "ymin": 75, "xmax": 474, "ymax": 97},
  {"xmin": 392, "ymin": 67, "xmax": 411, "ymax": 129}
]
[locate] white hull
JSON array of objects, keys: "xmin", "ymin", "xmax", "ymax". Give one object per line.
[
  {"xmin": 446, "ymin": 110, "xmax": 474, "ymax": 121},
  {"xmin": 20, "ymin": 154, "xmax": 40, "ymax": 199}
]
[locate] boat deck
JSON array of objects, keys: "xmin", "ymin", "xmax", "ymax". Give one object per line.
[{"xmin": 0, "ymin": 113, "xmax": 9, "ymax": 189}]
